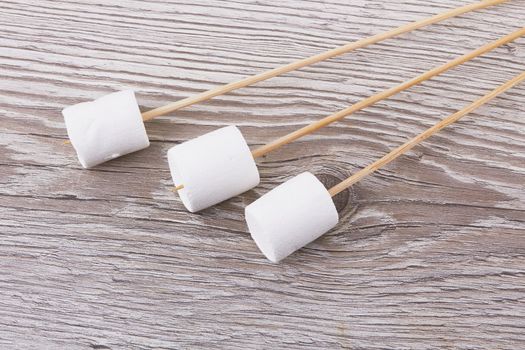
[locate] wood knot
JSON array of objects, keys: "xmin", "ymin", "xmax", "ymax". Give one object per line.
[{"xmin": 317, "ymin": 172, "xmax": 356, "ymax": 214}]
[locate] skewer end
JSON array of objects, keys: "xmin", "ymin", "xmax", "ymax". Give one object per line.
[
  {"xmin": 63, "ymin": 140, "xmax": 71, "ymax": 145},
  {"xmin": 173, "ymin": 184, "xmax": 185, "ymax": 192}
]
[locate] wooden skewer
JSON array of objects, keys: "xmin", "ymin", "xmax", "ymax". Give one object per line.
[
  {"xmin": 173, "ymin": 184, "xmax": 185, "ymax": 192},
  {"xmin": 140, "ymin": 0, "xmax": 506, "ymax": 122},
  {"xmin": 171, "ymin": 28, "xmax": 524, "ymax": 193},
  {"xmin": 66, "ymin": 0, "xmax": 506, "ymax": 147},
  {"xmin": 251, "ymin": 27, "xmax": 525, "ymax": 159},
  {"xmin": 328, "ymin": 70, "xmax": 525, "ymax": 197}
]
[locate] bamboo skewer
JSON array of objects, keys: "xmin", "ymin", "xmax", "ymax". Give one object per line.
[
  {"xmin": 173, "ymin": 184, "xmax": 185, "ymax": 192},
  {"xmin": 171, "ymin": 28, "xmax": 524, "ymax": 192},
  {"xmin": 65, "ymin": 0, "xmax": 506, "ymax": 145},
  {"xmin": 251, "ymin": 27, "xmax": 525, "ymax": 159},
  {"xmin": 328, "ymin": 70, "xmax": 525, "ymax": 197},
  {"xmin": 140, "ymin": 0, "xmax": 506, "ymax": 122}
]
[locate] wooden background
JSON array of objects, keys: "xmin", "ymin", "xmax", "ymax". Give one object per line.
[{"xmin": 1, "ymin": 0, "xmax": 524, "ymax": 348}]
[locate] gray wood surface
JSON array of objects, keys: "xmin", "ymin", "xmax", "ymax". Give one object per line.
[{"xmin": 1, "ymin": 1, "xmax": 524, "ymax": 349}]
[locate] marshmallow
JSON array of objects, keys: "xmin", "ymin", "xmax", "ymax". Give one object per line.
[
  {"xmin": 245, "ymin": 172, "xmax": 339, "ymax": 263},
  {"xmin": 168, "ymin": 125, "xmax": 260, "ymax": 212},
  {"xmin": 63, "ymin": 90, "xmax": 149, "ymax": 168}
]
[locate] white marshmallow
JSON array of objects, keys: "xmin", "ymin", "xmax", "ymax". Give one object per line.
[
  {"xmin": 168, "ymin": 125, "xmax": 260, "ymax": 213},
  {"xmin": 245, "ymin": 172, "xmax": 339, "ymax": 263},
  {"xmin": 63, "ymin": 90, "xmax": 149, "ymax": 168}
]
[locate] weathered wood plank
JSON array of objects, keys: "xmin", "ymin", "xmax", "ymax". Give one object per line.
[{"xmin": 0, "ymin": 0, "xmax": 524, "ymax": 349}]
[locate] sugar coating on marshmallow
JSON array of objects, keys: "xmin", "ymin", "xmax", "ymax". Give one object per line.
[
  {"xmin": 63, "ymin": 90, "xmax": 149, "ymax": 168},
  {"xmin": 245, "ymin": 172, "xmax": 339, "ymax": 263},
  {"xmin": 168, "ymin": 125, "xmax": 260, "ymax": 213}
]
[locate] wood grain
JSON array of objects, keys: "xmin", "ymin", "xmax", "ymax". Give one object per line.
[
  {"xmin": 329, "ymin": 70, "xmax": 525, "ymax": 196},
  {"xmin": 0, "ymin": 1, "xmax": 524, "ymax": 349}
]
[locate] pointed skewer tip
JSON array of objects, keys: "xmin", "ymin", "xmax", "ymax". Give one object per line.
[{"xmin": 173, "ymin": 184, "xmax": 185, "ymax": 192}]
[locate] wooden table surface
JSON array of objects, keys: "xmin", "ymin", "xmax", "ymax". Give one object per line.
[{"xmin": 1, "ymin": 1, "xmax": 524, "ymax": 349}]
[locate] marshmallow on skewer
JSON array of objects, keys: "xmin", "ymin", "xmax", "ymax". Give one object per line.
[
  {"xmin": 167, "ymin": 125, "xmax": 260, "ymax": 213},
  {"xmin": 244, "ymin": 70, "xmax": 525, "ymax": 264},
  {"xmin": 245, "ymin": 172, "xmax": 339, "ymax": 263},
  {"xmin": 63, "ymin": 90, "xmax": 149, "ymax": 168}
]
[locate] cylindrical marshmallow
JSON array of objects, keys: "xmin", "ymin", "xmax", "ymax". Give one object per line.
[
  {"xmin": 168, "ymin": 125, "xmax": 260, "ymax": 213},
  {"xmin": 245, "ymin": 172, "xmax": 339, "ymax": 263},
  {"xmin": 63, "ymin": 90, "xmax": 150, "ymax": 168}
]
